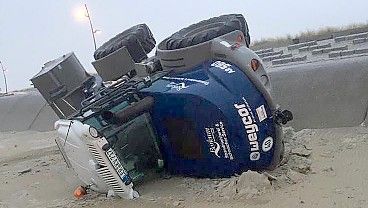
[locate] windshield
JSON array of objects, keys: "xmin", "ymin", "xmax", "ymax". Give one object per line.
[
  {"xmin": 83, "ymin": 110, "xmax": 163, "ymax": 184},
  {"xmin": 112, "ymin": 114, "xmax": 163, "ymax": 183}
]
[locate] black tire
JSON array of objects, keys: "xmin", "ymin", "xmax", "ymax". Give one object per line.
[
  {"xmin": 161, "ymin": 14, "xmax": 250, "ymax": 50},
  {"xmin": 94, "ymin": 24, "xmax": 156, "ymax": 62}
]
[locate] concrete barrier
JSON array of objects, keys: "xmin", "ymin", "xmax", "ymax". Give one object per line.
[
  {"xmin": 329, "ymin": 50, "xmax": 354, "ymax": 58},
  {"xmin": 299, "ymin": 43, "xmax": 332, "ymax": 52},
  {"xmin": 328, "ymin": 48, "xmax": 368, "ymax": 58},
  {"xmin": 0, "ymin": 89, "xmax": 58, "ymax": 132},
  {"xmin": 258, "ymin": 50, "xmax": 284, "ymax": 58},
  {"xmin": 353, "ymin": 38, "xmax": 368, "ymax": 45},
  {"xmin": 287, "ymin": 41, "xmax": 317, "ymax": 51},
  {"xmin": 312, "ymin": 45, "xmax": 348, "ymax": 55},
  {"xmin": 355, "ymin": 48, "xmax": 368, "ymax": 55},
  {"xmin": 255, "ymin": 48, "xmax": 274, "ymax": 54},
  {"xmin": 272, "ymin": 55, "xmax": 307, "ymax": 65},
  {"xmin": 268, "ymin": 56, "xmax": 368, "ymax": 130},
  {"xmin": 262, "ymin": 53, "xmax": 293, "ymax": 62},
  {"xmin": 334, "ymin": 32, "xmax": 368, "ymax": 42}
]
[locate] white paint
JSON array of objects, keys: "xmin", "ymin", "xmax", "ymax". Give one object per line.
[
  {"xmin": 211, "ymin": 61, "xmax": 235, "ymax": 74},
  {"xmin": 220, "ymin": 41, "xmax": 231, "ymax": 48},
  {"xmin": 256, "ymin": 105, "xmax": 268, "ymax": 122},
  {"xmin": 262, "ymin": 137, "xmax": 273, "ymax": 152},
  {"xmin": 250, "ymin": 152, "xmax": 260, "ymax": 161},
  {"xmin": 166, "ymin": 82, "xmax": 188, "ymax": 91}
]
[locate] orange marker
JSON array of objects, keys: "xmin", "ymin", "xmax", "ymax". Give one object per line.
[{"xmin": 73, "ymin": 186, "xmax": 87, "ymax": 199}]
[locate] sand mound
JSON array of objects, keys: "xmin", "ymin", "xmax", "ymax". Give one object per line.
[
  {"xmin": 214, "ymin": 171, "xmax": 271, "ymax": 199},
  {"xmin": 163, "ymin": 127, "xmax": 313, "ymax": 204}
]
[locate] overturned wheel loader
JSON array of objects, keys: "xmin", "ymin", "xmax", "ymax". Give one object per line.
[{"xmin": 32, "ymin": 14, "xmax": 292, "ymax": 199}]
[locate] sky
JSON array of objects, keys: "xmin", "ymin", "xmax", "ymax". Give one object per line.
[{"xmin": 0, "ymin": 0, "xmax": 367, "ymax": 91}]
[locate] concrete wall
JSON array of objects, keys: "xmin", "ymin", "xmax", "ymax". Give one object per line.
[
  {"xmin": 269, "ymin": 56, "xmax": 368, "ymax": 130},
  {"xmin": 0, "ymin": 89, "xmax": 58, "ymax": 132}
]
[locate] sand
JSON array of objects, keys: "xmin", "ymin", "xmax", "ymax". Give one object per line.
[{"xmin": 1, "ymin": 127, "xmax": 368, "ymax": 208}]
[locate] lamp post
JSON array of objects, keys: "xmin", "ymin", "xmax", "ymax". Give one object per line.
[
  {"xmin": 0, "ymin": 61, "xmax": 8, "ymax": 94},
  {"xmin": 84, "ymin": 4, "xmax": 98, "ymax": 50}
]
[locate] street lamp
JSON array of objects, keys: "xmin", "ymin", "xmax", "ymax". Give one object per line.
[
  {"xmin": 84, "ymin": 4, "xmax": 98, "ymax": 50},
  {"xmin": 73, "ymin": 4, "xmax": 100, "ymax": 50},
  {"xmin": 0, "ymin": 61, "xmax": 8, "ymax": 94}
]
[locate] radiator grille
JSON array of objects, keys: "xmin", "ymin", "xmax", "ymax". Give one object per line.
[
  {"xmin": 96, "ymin": 167, "xmax": 125, "ymax": 194},
  {"xmin": 86, "ymin": 143, "xmax": 106, "ymax": 166},
  {"xmin": 86, "ymin": 142, "xmax": 126, "ymax": 195}
]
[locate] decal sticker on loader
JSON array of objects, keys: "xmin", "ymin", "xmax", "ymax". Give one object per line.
[
  {"xmin": 220, "ymin": 41, "xmax": 231, "ymax": 48},
  {"xmin": 205, "ymin": 127, "xmax": 221, "ymax": 158},
  {"xmin": 106, "ymin": 148, "xmax": 130, "ymax": 184},
  {"xmin": 256, "ymin": 105, "xmax": 268, "ymax": 122},
  {"xmin": 250, "ymin": 152, "xmax": 260, "ymax": 161},
  {"xmin": 234, "ymin": 99, "xmax": 261, "ymax": 161},
  {"xmin": 205, "ymin": 121, "xmax": 234, "ymax": 160},
  {"xmin": 166, "ymin": 82, "xmax": 188, "ymax": 91},
  {"xmin": 211, "ymin": 61, "xmax": 235, "ymax": 74},
  {"xmin": 162, "ymin": 76, "xmax": 209, "ymax": 85},
  {"xmin": 262, "ymin": 137, "xmax": 273, "ymax": 152}
]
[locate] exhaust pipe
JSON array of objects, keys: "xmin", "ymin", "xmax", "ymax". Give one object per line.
[{"xmin": 101, "ymin": 96, "xmax": 154, "ymax": 125}]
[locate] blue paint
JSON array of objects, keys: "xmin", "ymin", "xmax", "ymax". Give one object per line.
[{"xmin": 139, "ymin": 60, "xmax": 279, "ymax": 177}]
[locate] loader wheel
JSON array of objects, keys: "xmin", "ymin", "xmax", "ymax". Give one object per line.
[
  {"xmin": 162, "ymin": 14, "xmax": 250, "ymax": 50},
  {"xmin": 94, "ymin": 24, "xmax": 156, "ymax": 62}
]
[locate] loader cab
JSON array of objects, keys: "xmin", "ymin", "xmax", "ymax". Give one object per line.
[{"xmin": 76, "ymin": 78, "xmax": 164, "ymax": 184}]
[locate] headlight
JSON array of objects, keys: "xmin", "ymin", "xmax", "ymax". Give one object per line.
[{"xmin": 89, "ymin": 126, "xmax": 99, "ymax": 138}]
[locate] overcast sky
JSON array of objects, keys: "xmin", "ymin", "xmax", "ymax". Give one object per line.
[{"xmin": 0, "ymin": 0, "xmax": 367, "ymax": 91}]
